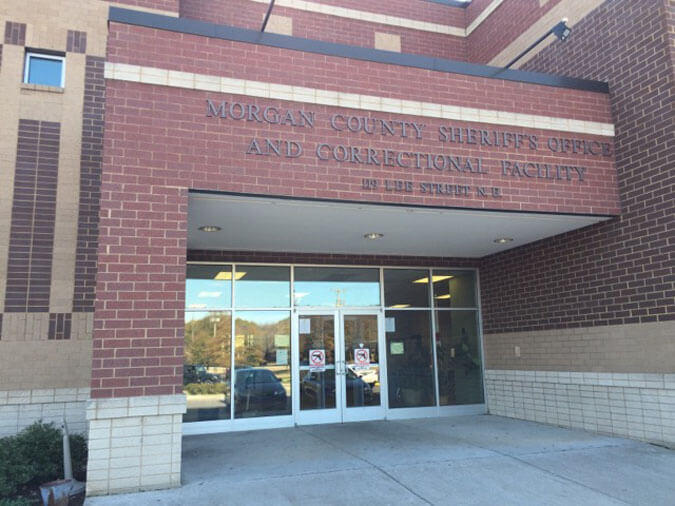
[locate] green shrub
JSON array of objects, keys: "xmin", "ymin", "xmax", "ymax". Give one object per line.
[
  {"xmin": 184, "ymin": 382, "xmax": 229, "ymax": 395},
  {"xmin": 0, "ymin": 422, "xmax": 87, "ymax": 500}
]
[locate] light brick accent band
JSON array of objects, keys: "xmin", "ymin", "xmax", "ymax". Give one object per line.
[
  {"xmin": 86, "ymin": 394, "xmax": 186, "ymax": 496},
  {"xmin": 485, "ymin": 370, "xmax": 675, "ymax": 448},
  {"xmin": 247, "ymin": 0, "xmax": 465, "ymax": 36},
  {"xmin": 465, "ymin": 0, "xmax": 503, "ymax": 35},
  {"xmin": 104, "ymin": 62, "xmax": 615, "ymax": 136},
  {"xmin": 0, "ymin": 387, "xmax": 90, "ymax": 437}
]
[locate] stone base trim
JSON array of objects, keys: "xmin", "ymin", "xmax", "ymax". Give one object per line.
[
  {"xmin": 485, "ymin": 370, "xmax": 675, "ymax": 448},
  {"xmin": 85, "ymin": 394, "xmax": 187, "ymax": 496},
  {"xmin": 0, "ymin": 388, "xmax": 90, "ymax": 437}
]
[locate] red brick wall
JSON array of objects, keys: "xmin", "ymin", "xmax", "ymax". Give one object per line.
[
  {"xmin": 91, "ymin": 20, "xmax": 619, "ymax": 398},
  {"xmin": 73, "ymin": 56, "xmax": 106, "ymax": 313},
  {"xmin": 179, "ymin": 0, "xmax": 466, "ymax": 60},
  {"xmin": 106, "ymin": 0, "xmax": 179, "ymax": 13},
  {"xmin": 467, "ymin": 0, "xmax": 563, "ymax": 64},
  {"xmin": 480, "ymin": 0, "xmax": 674, "ymax": 332},
  {"xmin": 108, "ymin": 24, "xmax": 612, "ymax": 126}
]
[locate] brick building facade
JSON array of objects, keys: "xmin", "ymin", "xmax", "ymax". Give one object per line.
[{"xmin": 0, "ymin": 0, "xmax": 672, "ymax": 497}]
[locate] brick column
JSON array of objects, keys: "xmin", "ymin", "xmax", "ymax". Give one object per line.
[{"xmin": 86, "ymin": 182, "xmax": 188, "ymax": 495}]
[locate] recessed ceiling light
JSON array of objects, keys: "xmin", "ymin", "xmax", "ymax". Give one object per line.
[
  {"xmin": 494, "ymin": 237, "xmax": 514, "ymax": 244},
  {"xmin": 199, "ymin": 225, "xmax": 221, "ymax": 232},
  {"xmin": 435, "ymin": 294, "xmax": 451, "ymax": 300},
  {"xmin": 214, "ymin": 271, "xmax": 246, "ymax": 280},
  {"xmin": 413, "ymin": 275, "xmax": 454, "ymax": 284},
  {"xmin": 364, "ymin": 232, "xmax": 384, "ymax": 240},
  {"xmin": 389, "ymin": 304, "xmax": 411, "ymax": 308}
]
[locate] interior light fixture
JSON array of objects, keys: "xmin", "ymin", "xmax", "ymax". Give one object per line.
[
  {"xmin": 493, "ymin": 238, "xmax": 514, "ymax": 244},
  {"xmin": 364, "ymin": 232, "xmax": 384, "ymax": 240},
  {"xmin": 412, "ymin": 275, "xmax": 454, "ymax": 284},
  {"xmin": 214, "ymin": 271, "xmax": 247, "ymax": 280},
  {"xmin": 435, "ymin": 294, "xmax": 451, "ymax": 300},
  {"xmin": 389, "ymin": 304, "xmax": 411, "ymax": 308},
  {"xmin": 198, "ymin": 225, "xmax": 221, "ymax": 232}
]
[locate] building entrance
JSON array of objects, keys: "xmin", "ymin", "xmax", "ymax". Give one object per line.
[
  {"xmin": 182, "ymin": 263, "xmax": 486, "ymax": 435},
  {"xmin": 294, "ymin": 310, "xmax": 385, "ymax": 425}
]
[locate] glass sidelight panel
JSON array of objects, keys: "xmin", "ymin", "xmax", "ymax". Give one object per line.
[
  {"xmin": 385, "ymin": 310, "xmax": 435, "ymax": 408},
  {"xmin": 299, "ymin": 315, "xmax": 336, "ymax": 410},
  {"xmin": 435, "ymin": 311, "xmax": 483, "ymax": 405},
  {"xmin": 183, "ymin": 311, "xmax": 232, "ymax": 422},
  {"xmin": 235, "ymin": 265, "xmax": 290, "ymax": 308},
  {"xmin": 383, "ymin": 269, "xmax": 430, "ymax": 308},
  {"xmin": 432, "ymin": 270, "xmax": 476, "ymax": 308},
  {"xmin": 186, "ymin": 265, "xmax": 232, "ymax": 310},
  {"xmin": 234, "ymin": 311, "xmax": 291, "ymax": 418},
  {"xmin": 343, "ymin": 315, "xmax": 380, "ymax": 407}
]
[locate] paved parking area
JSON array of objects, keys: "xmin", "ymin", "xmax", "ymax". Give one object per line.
[{"xmin": 87, "ymin": 415, "xmax": 675, "ymax": 506}]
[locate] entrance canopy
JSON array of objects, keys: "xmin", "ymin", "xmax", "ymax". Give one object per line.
[{"xmin": 187, "ymin": 192, "xmax": 609, "ymax": 258}]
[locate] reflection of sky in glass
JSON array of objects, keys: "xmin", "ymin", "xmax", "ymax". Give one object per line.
[
  {"xmin": 294, "ymin": 282, "xmax": 380, "ymax": 307},
  {"xmin": 184, "ymin": 310, "xmax": 230, "ymax": 323},
  {"xmin": 236, "ymin": 310, "xmax": 290, "ymax": 325},
  {"xmin": 236, "ymin": 281, "xmax": 290, "ymax": 308},
  {"xmin": 186, "ymin": 279, "xmax": 231, "ymax": 310},
  {"xmin": 27, "ymin": 57, "xmax": 62, "ymax": 87}
]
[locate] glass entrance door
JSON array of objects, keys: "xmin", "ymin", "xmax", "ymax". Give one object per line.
[
  {"xmin": 340, "ymin": 311, "xmax": 385, "ymax": 422},
  {"xmin": 294, "ymin": 310, "xmax": 384, "ymax": 425}
]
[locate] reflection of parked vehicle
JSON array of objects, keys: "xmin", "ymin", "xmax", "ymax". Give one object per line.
[
  {"xmin": 183, "ymin": 364, "xmax": 222, "ymax": 384},
  {"xmin": 302, "ymin": 369, "xmax": 372, "ymax": 405},
  {"xmin": 348, "ymin": 365, "xmax": 378, "ymax": 386},
  {"xmin": 234, "ymin": 368, "xmax": 287, "ymax": 410}
]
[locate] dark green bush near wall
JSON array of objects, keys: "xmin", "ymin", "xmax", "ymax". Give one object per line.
[{"xmin": 0, "ymin": 422, "xmax": 87, "ymax": 502}]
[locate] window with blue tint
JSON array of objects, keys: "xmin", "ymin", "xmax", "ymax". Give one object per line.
[
  {"xmin": 24, "ymin": 52, "xmax": 64, "ymax": 87},
  {"xmin": 186, "ymin": 264, "xmax": 232, "ymax": 310},
  {"xmin": 294, "ymin": 267, "xmax": 380, "ymax": 307},
  {"xmin": 234, "ymin": 266, "xmax": 290, "ymax": 308}
]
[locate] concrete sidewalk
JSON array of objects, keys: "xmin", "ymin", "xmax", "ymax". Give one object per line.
[{"xmin": 87, "ymin": 415, "xmax": 675, "ymax": 505}]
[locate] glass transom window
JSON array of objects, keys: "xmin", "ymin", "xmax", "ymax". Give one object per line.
[{"xmin": 294, "ymin": 267, "xmax": 380, "ymax": 307}]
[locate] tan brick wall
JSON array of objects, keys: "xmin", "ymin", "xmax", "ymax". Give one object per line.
[
  {"xmin": 0, "ymin": 387, "xmax": 90, "ymax": 437},
  {"xmin": 0, "ymin": 1, "xmax": 107, "ymax": 395},
  {"xmin": 484, "ymin": 321, "xmax": 675, "ymax": 373},
  {"xmin": 485, "ymin": 370, "xmax": 675, "ymax": 448},
  {"xmin": 0, "ymin": 314, "xmax": 93, "ymax": 390},
  {"xmin": 263, "ymin": 14, "xmax": 293, "ymax": 36},
  {"xmin": 375, "ymin": 32, "xmax": 402, "ymax": 52}
]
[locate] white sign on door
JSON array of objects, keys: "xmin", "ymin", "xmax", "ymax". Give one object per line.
[
  {"xmin": 354, "ymin": 348, "xmax": 370, "ymax": 369},
  {"xmin": 299, "ymin": 318, "xmax": 311, "ymax": 334},
  {"xmin": 309, "ymin": 349, "xmax": 326, "ymax": 371}
]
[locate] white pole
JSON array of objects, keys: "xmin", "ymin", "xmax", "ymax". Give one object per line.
[{"xmin": 62, "ymin": 418, "xmax": 73, "ymax": 481}]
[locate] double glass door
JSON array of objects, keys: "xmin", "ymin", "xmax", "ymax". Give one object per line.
[{"xmin": 293, "ymin": 310, "xmax": 385, "ymax": 424}]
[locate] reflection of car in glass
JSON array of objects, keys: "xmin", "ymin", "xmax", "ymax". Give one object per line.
[
  {"xmin": 301, "ymin": 369, "xmax": 372, "ymax": 405},
  {"xmin": 234, "ymin": 368, "xmax": 287, "ymax": 410},
  {"xmin": 183, "ymin": 364, "xmax": 222, "ymax": 384},
  {"xmin": 348, "ymin": 365, "xmax": 378, "ymax": 386}
]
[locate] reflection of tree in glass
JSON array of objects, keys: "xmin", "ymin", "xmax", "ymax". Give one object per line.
[
  {"xmin": 184, "ymin": 314, "xmax": 231, "ymax": 368},
  {"xmin": 235, "ymin": 317, "xmax": 290, "ymax": 367}
]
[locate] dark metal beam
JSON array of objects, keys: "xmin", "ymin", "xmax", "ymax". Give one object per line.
[{"xmin": 261, "ymin": 0, "xmax": 276, "ymax": 32}]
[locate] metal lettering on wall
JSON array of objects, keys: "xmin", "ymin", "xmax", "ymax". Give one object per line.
[{"xmin": 206, "ymin": 99, "xmax": 613, "ymax": 199}]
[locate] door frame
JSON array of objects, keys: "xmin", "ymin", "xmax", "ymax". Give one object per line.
[
  {"xmin": 292, "ymin": 308, "xmax": 387, "ymax": 425},
  {"xmin": 292, "ymin": 309, "xmax": 342, "ymax": 426},
  {"xmin": 339, "ymin": 309, "xmax": 387, "ymax": 423}
]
